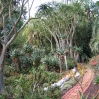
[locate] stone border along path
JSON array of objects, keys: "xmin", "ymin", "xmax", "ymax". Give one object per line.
[{"xmin": 62, "ymin": 68, "xmax": 94, "ymax": 99}]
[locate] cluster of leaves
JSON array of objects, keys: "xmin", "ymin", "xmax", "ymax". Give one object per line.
[
  {"xmin": 10, "ymin": 49, "xmax": 23, "ymax": 59},
  {"xmin": 67, "ymin": 57, "xmax": 76, "ymax": 69},
  {"xmin": 3, "ymin": 68, "xmax": 61, "ymax": 99},
  {"xmin": 10, "ymin": 43, "xmax": 45, "ymax": 71},
  {"xmin": 94, "ymin": 75, "xmax": 99, "ymax": 85},
  {"xmin": 61, "ymin": 78, "xmax": 77, "ymax": 92},
  {"xmin": 42, "ymin": 56, "xmax": 59, "ymax": 71}
]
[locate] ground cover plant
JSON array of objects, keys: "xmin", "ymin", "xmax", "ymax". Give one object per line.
[{"xmin": 1, "ymin": 67, "xmax": 61, "ymax": 99}]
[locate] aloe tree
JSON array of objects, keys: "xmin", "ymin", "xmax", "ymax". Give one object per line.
[
  {"xmin": 90, "ymin": 17, "xmax": 99, "ymax": 54},
  {"xmin": 0, "ymin": 0, "xmax": 35, "ymax": 93}
]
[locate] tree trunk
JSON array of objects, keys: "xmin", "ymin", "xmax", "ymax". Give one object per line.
[
  {"xmin": 0, "ymin": 69, "xmax": 5, "ymax": 93},
  {"xmin": 61, "ymin": 38, "xmax": 65, "ymax": 50},
  {"xmin": 64, "ymin": 54, "xmax": 68, "ymax": 70},
  {"xmin": 12, "ymin": 58, "xmax": 20, "ymax": 71},
  {"xmin": 59, "ymin": 55, "xmax": 64, "ymax": 73},
  {"xmin": 74, "ymin": 52, "xmax": 79, "ymax": 62},
  {"xmin": 0, "ymin": 45, "xmax": 7, "ymax": 93},
  {"xmin": 45, "ymin": 64, "xmax": 49, "ymax": 71},
  {"xmin": 69, "ymin": 39, "xmax": 73, "ymax": 58}
]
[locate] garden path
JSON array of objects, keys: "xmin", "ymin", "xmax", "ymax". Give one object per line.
[{"xmin": 62, "ymin": 68, "xmax": 94, "ymax": 99}]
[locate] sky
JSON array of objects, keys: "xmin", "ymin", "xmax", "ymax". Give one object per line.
[
  {"xmin": 29, "ymin": 0, "xmax": 98, "ymax": 17},
  {"xmin": 30, "ymin": 0, "xmax": 62, "ymax": 17}
]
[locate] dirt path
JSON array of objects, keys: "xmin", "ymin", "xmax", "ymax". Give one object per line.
[{"xmin": 62, "ymin": 68, "xmax": 94, "ymax": 99}]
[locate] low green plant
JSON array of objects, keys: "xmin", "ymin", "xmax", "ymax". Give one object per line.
[
  {"xmin": 20, "ymin": 55, "xmax": 33, "ymax": 69},
  {"xmin": 4, "ymin": 68, "xmax": 61, "ymax": 99},
  {"xmin": 10, "ymin": 49, "xmax": 23, "ymax": 58},
  {"xmin": 23, "ymin": 43, "xmax": 33, "ymax": 54},
  {"xmin": 32, "ymin": 48, "xmax": 45, "ymax": 68},
  {"xmin": 79, "ymin": 91, "xmax": 98, "ymax": 99},
  {"xmin": 61, "ymin": 78, "xmax": 77, "ymax": 91},
  {"xmin": 42, "ymin": 56, "xmax": 59, "ymax": 71},
  {"xmin": 67, "ymin": 57, "xmax": 76, "ymax": 69},
  {"xmin": 94, "ymin": 76, "xmax": 99, "ymax": 84}
]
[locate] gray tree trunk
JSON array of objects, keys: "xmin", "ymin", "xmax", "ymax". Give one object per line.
[
  {"xmin": 0, "ymin": 45, "xmax": 7, "ymax": 93},
  {"xmin": 69, "ymin": 39, "xmax": 73, "ymax": 58},
  {"xmin": 0, "ymin": 69, "xmax": 5, "ymax": 93},
  {"xmin": 64, "ymin": 54, "xmax": 68, "ymax": 70}
]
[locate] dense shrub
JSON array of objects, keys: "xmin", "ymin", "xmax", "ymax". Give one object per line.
[
  {"xmin": 67, "ymin": 57, "xmax": 76, "ymax": 69},
  {"xmin": 10, "ymin": 49, "xmax": 23, "ymax": 59},
  {"xmin": 3, "ymin": 68, "xmax": 61, "ymax": 99},
  {"xmin": 10, "ymin": 43, "xmax": 46, "ymax": 71},
  {"xmin": 23, "ymin": 43, "xmax": 33, "ymax": 54},
  {"xmin": 32, "ymin": 48, "xmax": 45, "ymax": 68},
  {"xmin": 42, "ymin": 56, "xmax": 59, "ymax": 71}
]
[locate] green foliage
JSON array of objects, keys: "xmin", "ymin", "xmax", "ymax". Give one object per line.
[
  {"xmin": 10, "ymin": 49, "xmax": 23, "ymax": 59},
  {"xmin": 61, "ymin": 78, "xmax": 77, "ymax": 91},
  {"xmin": 42, "ymin": 56, "xmax": 59, "ymax": 71},
  {"xmin": 20, "ymin": 55, "xmax": 33, "ymax": 68},
  {"xmin": 67, "ymin": 57, "xmax": 76, "ymax": 69},
  {"xmin": 10, "ymin": 43, "xmax": 46, "ymax": 71},
  {"xmin": 73, "ymin": 46, "xmax": 82, "ymax": 53},
  {"xmin": 3, "ymin": 68, "xmax": 61, "ymax": 99},
  {"xmin": 90, "ymin": 17, "xmax": 99, "ymax": 54},
  {"xmin": 57, "ymin": 49, "xmax": 65, "ymax": 55},
  {"xmin": 94, "ymin": 76, "xmax": 99, "ymax": 85},
  {"xmin": 23, "ymin": 43, "xmax": 33, "ymax": 54},
  {"xmin": 32, "ymin": 48, "xmax": 45, "ymax": 61},
  {"xmin": 4, "ymin": 65, "xmax": 15, "ymax": 77},
  {"xmin": 10, "ymin": 31, "xmax": 28, "ymax": 49}
]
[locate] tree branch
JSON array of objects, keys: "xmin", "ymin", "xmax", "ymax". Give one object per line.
[
  {"xmin": 0, "ymin": 3, "xmax": 8, "ymax": 17},
  {"xmin": 2, "ymin": 15, "xmax": 8, "ymax": 43},
  {"xmin": 6, "ymin": 17, "xmax": 37, "ymax": 47},
  {"xmin": 9, "ymin": 1, "xmax": 15, "ymax": 26},
  {"xmin": 15, "ymin": 0, "xmax": 24, "ymax": 25}
]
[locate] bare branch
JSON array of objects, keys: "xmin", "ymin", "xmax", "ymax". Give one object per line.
[
  {"xmin": 28, "ymin": 0, "xmax": 30, "ymax": 18},
  {"xmin": 9, "ymin": 1, "xmax": 15, "ymax": 26},
  {"xmin": 29, "ymin": 0, "xmax": 34, "ymax": 12},
  {"xmin": 2, "ymin": 15, "xmax": 8, "ymax": 43},
  {"xmin": 17, "ymin": 18, "xmax": 38, "ymax": 33},
  {"xmin": 0, "ymin": 3, "xmax": 8, "ymax": 17},
  {"xmin": 27, "ymin": 0, "xmax": 34, "ymax": 18},
  {"xmin": 15, "ymin": 0, "xmax": 25, "ymax": 25},
  {"xmin": 6, "ymin": 17, "xmax": 37, "ymax": 47}
]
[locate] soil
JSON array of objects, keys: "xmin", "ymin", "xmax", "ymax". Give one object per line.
[
  {"xmin": 83, "ymin": 70, "xmax": 99, "ymax": 99},
  {"xmin": 62, "ymin": 68, "xmax": 99, "ymax": 99},
  {"xmin": 83, "ymin": 81, "xmax": 99, "ymax": 99},
  {"xmin": 62, "ymin": 75, "xmax": 83, "ymax": 96}
]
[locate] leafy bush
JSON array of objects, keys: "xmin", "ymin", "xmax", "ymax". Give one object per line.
[
  {"xmin": 4, "ymin": 65, "xmax": 15, "ymax": 77},
  {"xmin": 23, "ymin": 43, "xmax": 33, "ymax": 54},
  {"xmin": 94, "ymin": 76, "xmax": 99, "ymax": 85},
  {"xmin": 32, "ymin": 48, "xmax": 45, "ymax": 61},
  {"xmin": 10, "ymin": 49, "xmax": 23, "ymax": 59},
  {"xmin": 42, "ymin": 56, "xmax": 59, "ymax": 71},
  {"xmin": 3, "ymin": 68, "xmax": 61, "ymax": 99},
  {"xmin": 67, "ymin": 57, "xmax": 76, "ymax": 69},
  {"xmin": 61, "ymin": 78, "xmax": 77, "ymax": 91},
  {"xmin": 32, "ymin": 48, "xmax": 45, "ymax": 67},
  {"xmin": 20, "ymin": 55, "xmax": 33, "ymax": 69}
]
